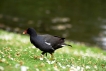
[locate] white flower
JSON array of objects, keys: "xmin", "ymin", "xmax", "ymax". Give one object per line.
[
  {"xmin": 10, "ymin": 58, "xmax": 14, "ymax": 60},
  {"xmin": 94, "ymin": 65, "xmax": 97, "ymax": 69},
  {"xmin": 86, "ymin": 66, "xmax": 90, "ymax": 69},
  {"xmin": 0, "ymin": 66, "xmax": 4, "ymax": 71},
  {"xmin": 21, "ymin": 66, "xmax": 29, "ymax": 71},
  {"xmin": 53, "ymin": 66, "xmax": 59, "ymax": 71},
  {"xmin": 66, "ymin": 65, "xmax": 70, "ymax": 67},
  {"xmin": 46, "ymin": 59, "xmax": 56, "ymax": 64},
  {"xmin": 58, "ymin": 63, "xmax": 62, "ymax": 67},
  {"xmin": 39, "ymin": 57, "xmax": 43, "ymax": 60},
  {"xmin": 70, "ymin": 65, "xmax": 84, "ymax": 71},
  {"xmin": 62, "ymin": 66, "xmax": 66, "ymax": 69},
  {"xmin": 1, "ymin": 58, "xmax": 6, "ymax": 62},
  {"xmin": 51, "ymin": 60, "xmax": 56, "ymax": 64},
  {"xmin": 46, "ymin": 60, "xmax": 51, "ymax": 64},
  {"xmin": 15, "ymin": 64, "xmax": 20, "ymax": 68},
  {"xmin": 36, "ymin": 68, "xmax": 39, "ymax": 71}
]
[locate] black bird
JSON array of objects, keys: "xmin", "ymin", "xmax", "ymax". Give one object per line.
[{"xmin": 23, "ymin": 28, "xmax": 72, "ymax": 59}]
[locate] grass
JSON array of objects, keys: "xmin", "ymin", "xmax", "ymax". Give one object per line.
[{"xmin": 0, "ymin": 29, "xmax": 106, "ymax": 71}]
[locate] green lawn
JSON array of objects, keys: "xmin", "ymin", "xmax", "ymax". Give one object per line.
[{"xmin": 0, "ymin": 29, "xmax": 106, "ymax": 71}]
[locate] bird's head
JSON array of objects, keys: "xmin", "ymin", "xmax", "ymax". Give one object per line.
[{"xmin": 23, "ymin": 28, "xmax": 37, "ymax": 36}]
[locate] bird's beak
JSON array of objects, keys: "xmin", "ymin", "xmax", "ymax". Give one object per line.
[{"xmin": 23, "ymin": 30, "xmax": 27, "ymax": 34}]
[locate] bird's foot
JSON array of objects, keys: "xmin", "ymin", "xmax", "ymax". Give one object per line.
[
  {"xmin": 39, "ymin": 55, "xmax": 44, "ymax": 60},
  {"xmin": 50, "ymin": 58, "xmax": 55, "ymax": 61},
  {"xmin": 34, "ymin": 55, "xmax": 44, "ymax": 60},
  {"xmin": 34, "ymin": 55, "xmax": 39, "ymax": 59}
]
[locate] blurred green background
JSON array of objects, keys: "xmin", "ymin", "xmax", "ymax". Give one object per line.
[{"xmin": 0, "ymin": 0, "xmax": 106, "ymax": 49}]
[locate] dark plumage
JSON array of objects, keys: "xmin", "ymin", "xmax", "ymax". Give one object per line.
[{"xmin": 23, "ymin": 28, "xmax": 72, "ymax": 59}]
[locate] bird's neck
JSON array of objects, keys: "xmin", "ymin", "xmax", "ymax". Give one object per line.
[{"xmin": 29, "ymin": 32, "xmax": 37, "ymax": 37}]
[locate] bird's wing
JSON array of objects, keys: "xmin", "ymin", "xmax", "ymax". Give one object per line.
[{"xmin": 38, "ymin": 34, "xmax": 65, "ymax": 48}]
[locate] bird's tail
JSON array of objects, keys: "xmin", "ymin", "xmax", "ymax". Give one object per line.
[
  {"xmin": 65, "ymin": 44, "xmax": 72, "ymax": 47},
  {"xmin": 61, "ymin": 43, "xmax": 72, "ymax": 47}
]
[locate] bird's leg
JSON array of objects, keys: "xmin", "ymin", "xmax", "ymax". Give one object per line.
[
  {"xmin": 46, "ymin": 53, "xmax": 47, "ymax": 56},
  {"xmin": 50, "ymin": 53, "xmax": 54, "ymax": 60},
  {"xmin": 41, "ymin": 52, "xmax": 48, "ymax": 56},
  {"xmin": 34, "ymin": 52, "xmax": 45, "ymax": 60},
  {"xmin": 41, "ymin": 52, "xmax": 45, "ymax": 57},
  {"xmin": 36, "ymin": 52, "xmax": 45, "ymax": 60}
]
